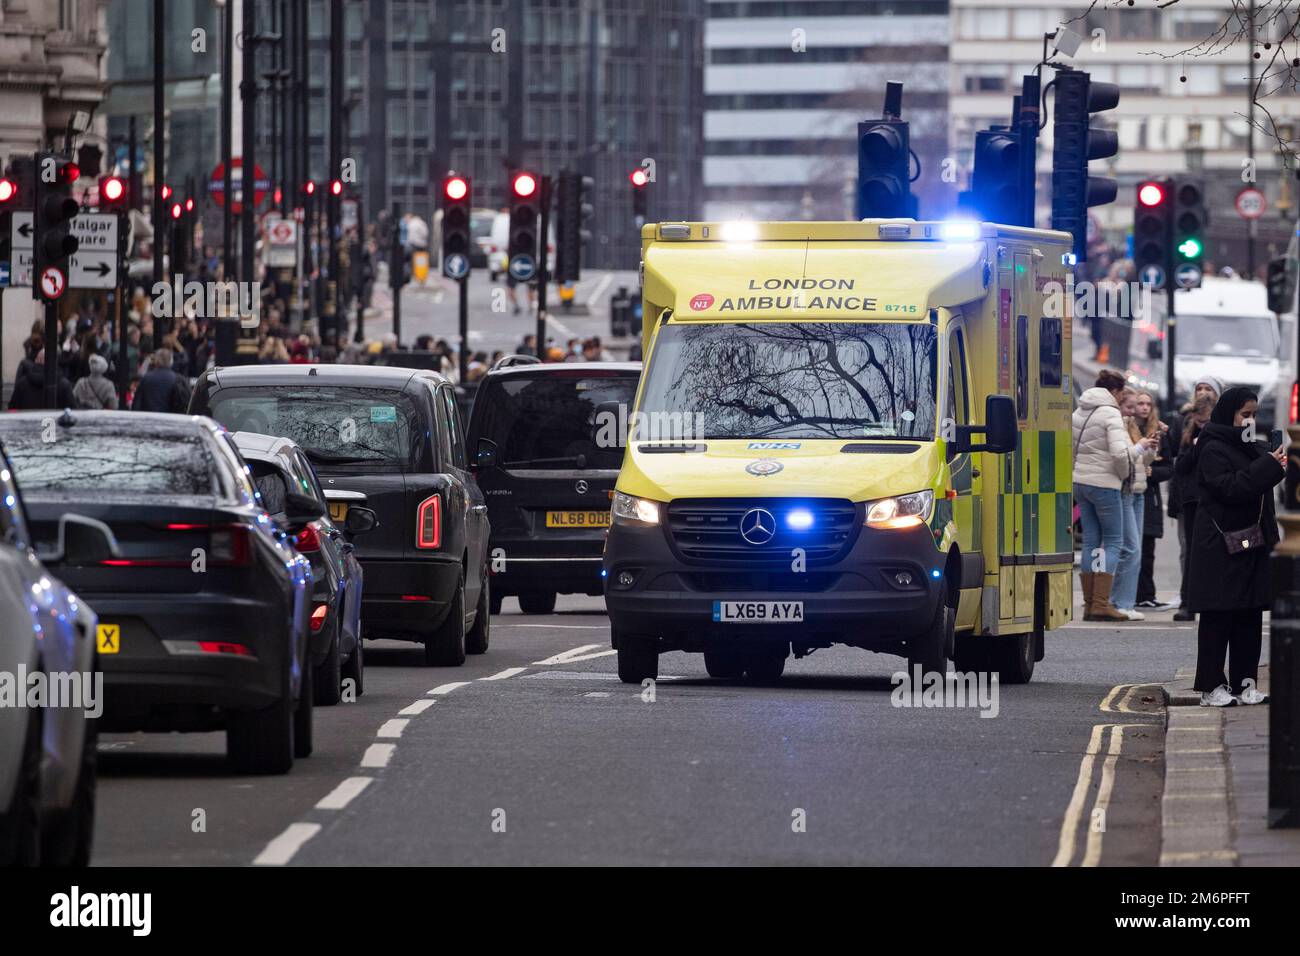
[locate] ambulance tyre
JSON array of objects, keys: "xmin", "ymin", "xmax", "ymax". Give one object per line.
[
  {"xmin": 616, "ymin": 631, "xmax": 658, "ymax": 684},
  {"xmin": 952, "ymin": 633, "xmax": 991, "ymax": 675},
  {"xmin": 704, "ymin": 648, "xmax": 746, "ymax": 680},
  {"xmin": 742, "ymin": 647, "xmax": 786, "ymax": 684},
  {"xmin": 907, "ymin": 585, "xmax": 952, "ymax": 677},
  {"xmin": 993, "ymin": 631, "xmax": 1035, "ymax": 684}
]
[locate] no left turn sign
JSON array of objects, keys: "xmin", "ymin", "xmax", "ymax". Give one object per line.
[{"xmin": 40, "ymin": 265, "xmax": 66, "ymax": 300}]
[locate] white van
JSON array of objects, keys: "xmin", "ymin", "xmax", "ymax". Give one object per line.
[{"xmin": 1165, "ymin": 277, "xmax": 1283, "ymax": 428}]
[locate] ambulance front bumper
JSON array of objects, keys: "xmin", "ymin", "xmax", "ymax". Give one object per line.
[{"xmin": 602, "ymin": 517, "xmax": 945, "ymax": 650}]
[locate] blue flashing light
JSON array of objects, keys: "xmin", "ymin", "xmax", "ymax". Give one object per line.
[
  {"xmin": 931, "ymin": 568, "xmax": 942, "ymax": 579},
  {"xmin": 939, "ymin": 220, "xmax": 980, "ymax": 242},
  {"xmin": 786, "ymin": 508, "xmax": 814, "ymax": 530},
  {"xmin": 600, "ymin": 569, "xmax": 608, "ymax": 578}
]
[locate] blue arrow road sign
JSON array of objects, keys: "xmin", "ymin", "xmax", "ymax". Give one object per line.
[
  {"xmin": 444, "ymin": 253, "xmax": 469, "ymax": 279},
  {"xmin": 509, "ymin": 254, "xmax": 536, "ymax": 281},
  {"xmin": 0, "ymin": 261, "xmax": 9, "ymax": 287}
]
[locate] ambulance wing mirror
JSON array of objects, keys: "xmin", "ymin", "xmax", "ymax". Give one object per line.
[{"xmin": 954, "ymin": 395, "xmax": 1017, "ymax": 455}]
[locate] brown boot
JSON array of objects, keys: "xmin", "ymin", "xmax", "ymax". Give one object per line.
[
  {"xmin": 1079, "ymin": 572, "xmax": 1094, "ymax": 615},
  {"xmin": 1085, "ymin": 572, "xmax": 1129, "ymax": 622}
]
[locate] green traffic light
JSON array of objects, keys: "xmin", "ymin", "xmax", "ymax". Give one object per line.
[{"xmin": 1177, "ymin": 237, "xmax": 1202, "ymax": 259}]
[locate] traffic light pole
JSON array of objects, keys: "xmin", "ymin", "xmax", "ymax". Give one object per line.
[
  {"xmin": 1165, "ymin": 284, "xmax": 1178, "ymax": 417},
  {"xmin": 535, "ymin": 175, "xmax": 552, "ymax": 358},
  {"xmin": 457, "ymin": 276, "xmax": 468, "ymax": 382}
]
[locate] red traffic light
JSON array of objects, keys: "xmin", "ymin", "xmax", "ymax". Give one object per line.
[
  {"xmin": 100, "ymin": 177, "xmax": 125, "ymax": 203},
  {"xmin": 1138, "ymin": 182, "xmax": 1165, "ymax": 207},
  {"xmin": 512, "ymin": 172, "xmax": 537, "ymax": 198},
  {"xmin": 0, "ymin": 179, "xmax": 16, "ymax": 203},
  {"xmin": 304, "ymin": 181, "xmax": 316, "ymax": 195},
  {"xmin": 59, "ymin": 162, "xmax": 80, "ymax": 185},
  {"xmin": 171, "ymin": 202, "xmax": 182, "ymax": 220},
  {"xmin": 445, "ymin": 176, "xmax": 469, "ymax": 201},
  {"xmin": 185, "ymin": 197, "xmax": 195, "ymax": 212},
  {"xmin": 629, "ymin": 168, "xmax": 649, "ymax": 188},
  {"xmin": 330, "ymin": 179, "xmax": 343, "ymax": 196},
  {"xmin": 161, "ymin": 184, "xmax": 172, "ymax": 200}
]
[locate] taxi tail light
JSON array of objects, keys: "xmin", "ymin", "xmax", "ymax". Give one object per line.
[
  {"xmin": 416, "ymin": 495, "xmax": 441, "ymax": 549},
  {"xmin": 197, "ymin": 641, "xmax": 254, "ymax": 656},
  {"xmin": 310, "ymin": 603, "xmax": 328, "ymax": 633},
  {"xmin": 1291, "ymin": 380, "xmax": 1298, "ymax": 425},
  {"xmin": 209, "ymin": 524, "xmax": 252, "ymax": 566},
  {"xmin": 294, "ymin": 523, "xmax": 322, "ymax": 553}
]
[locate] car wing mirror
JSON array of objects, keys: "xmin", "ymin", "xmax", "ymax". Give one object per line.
[
  {"xmin": 284, "ymin": 491, "xmax": 326, "ymax": 533},
  {"xmin": 344, "ymin": 506, "xmax": 378, "ymax": 535},
  {"xmin": 38, "ymin": 514, "xmax": 122, "ymax": 566},
  {"xmin": 473, "ymin": 438, "xmax": 499, "ymax": 471}
]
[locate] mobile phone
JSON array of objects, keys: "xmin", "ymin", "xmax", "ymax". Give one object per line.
[{"xmin": 1270, "ymin": 428, "xmax": 1284, "ymax": 451}]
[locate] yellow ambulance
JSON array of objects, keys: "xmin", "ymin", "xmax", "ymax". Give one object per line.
[{"xmin": 601, "ymin": 219, "xmax": 1076, "ymax": 684}]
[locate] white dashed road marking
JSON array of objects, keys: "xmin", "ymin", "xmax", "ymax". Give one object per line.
[
  {"xmin": 399, "ymin": 699, "xmax": 437, "ymax": 716},
  {"xmin": 377, "ymin": 719, "xmax": 409, "ymax": 739},
  {"xmin": 533, "ymin": 644, "xmax": 604, "ymax": 665},
  {"xmin": 254, "ymin": 823, "xmax": 321, "ymax": 866},
  {"xmin": 316, "ymin": 777, "xmax": 373, "ymax": 810},
  {"xmin": 481, "ymin": 667, "xmax": 527, "ymax": 680},
  {"xmin": 428, "ymin": 681, "xmax": 472, "ymax": 695},
  {"xmin": 361, "ymin": 743, "xmax": 396, "ymax": 768}
]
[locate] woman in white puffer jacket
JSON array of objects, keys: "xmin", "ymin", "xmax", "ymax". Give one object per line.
[{"xmin": 1072, "ymin": 369, "xmax": 1142, "ymax": 621}]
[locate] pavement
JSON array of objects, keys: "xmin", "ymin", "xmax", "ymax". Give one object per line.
[{"xmin": 1160, "ymin": 662, "xmax": 1300, "ymax": 866}]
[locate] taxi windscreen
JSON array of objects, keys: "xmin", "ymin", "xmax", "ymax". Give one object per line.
[
  {"xmin": 207, "ymin": 386, "xmax": 421, "ymax": 470},
  {"xmin": 639, "ymin": 321, "xmax": 937, "ymax": 440}
]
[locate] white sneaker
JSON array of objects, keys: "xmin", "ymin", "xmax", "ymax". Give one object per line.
[
  {"xmin": 1118, "ymin": 607, "xmax": 1145, "ymax": 621},
  {"xmin": 1236, "ymin": 679, "xmax": 1269, "ymax": 705},
  {"xmin": 1199, "ymin": 685, "xmax": 1239, "ymax": 707}
]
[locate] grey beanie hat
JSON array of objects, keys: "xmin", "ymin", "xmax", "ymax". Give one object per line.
[{"xmin": 88, "ymin": 353, "xmax": 109, "ymax": 375}]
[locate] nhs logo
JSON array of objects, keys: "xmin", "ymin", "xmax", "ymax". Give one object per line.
[{"xmin": 747, "ymin": 442, "xmax": 801, "ymax": 450}]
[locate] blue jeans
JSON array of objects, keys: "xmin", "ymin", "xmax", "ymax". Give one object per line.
[
  {"xmin": 1075, "ymin": 483, "xmax": 1124, "ymax": 575},
  {"xmin": 1112, "ymin": 493, "xmax": 1145, "ymax": 609}
]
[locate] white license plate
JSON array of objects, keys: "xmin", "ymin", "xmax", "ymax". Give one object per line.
[{"xmin": 712, "ymin": 601, "xmax": 804, "ymax": 623}]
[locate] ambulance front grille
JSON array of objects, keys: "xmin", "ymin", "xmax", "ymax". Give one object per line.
[{"xmin": 665, "ymin": 498, "xmax": 858, "ymax": 564}]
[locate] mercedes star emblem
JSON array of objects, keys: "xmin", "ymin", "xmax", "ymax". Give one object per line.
[
  {"xmin": 739, "ymin": 508, "xmax": 776, "ymax": 545},
  {"xmin": 575, "ymin": 480, "xmax": 588, "ymax": 494}
]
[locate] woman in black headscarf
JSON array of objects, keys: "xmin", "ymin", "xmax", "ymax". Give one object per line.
[{"xmin": 1186, "ymin": 387, "xmax": 1287, "ymax": 706}]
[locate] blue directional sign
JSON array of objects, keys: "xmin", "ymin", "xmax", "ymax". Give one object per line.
[
  {"xmin": 0, "ymin": 261, "xmax": 9, "ymax": 287},
  {"xmin": 1175, "ymin": 262, "xmax": 1202, "ymax": 289},
  {"xmin": 1139, "ymin": 264, "xmax": 1165, "ymax": 291},
  {"xmin": 508, "ymin": 254, "xmax": 536, "ymax": 282},
  {"xmin": 444, "ymin": 252, "xmax": 469, "ymax": 279}
]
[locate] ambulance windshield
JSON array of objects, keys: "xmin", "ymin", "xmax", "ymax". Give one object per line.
[{"xmin": 638, "ymin": 321, "xmax": 937, "ymax": 441}]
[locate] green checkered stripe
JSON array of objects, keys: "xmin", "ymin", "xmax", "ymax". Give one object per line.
[{"xmin": 998, "ymin": 429, "xmax": 1072, "ymax": 557}]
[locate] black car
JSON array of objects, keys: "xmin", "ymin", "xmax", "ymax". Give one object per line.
[
  {"xmin": 191, "ymin": 364, "xmax": 490, "ymax": 665},
  {"xmin": 0, "ymin": 412, "xmax": 316, "ymax": 775},
  {"xmin": 466, "ymin": 361, "xmax": 641, "ymax": 613},
  {"xmin": 233, "ymin": 431, "xmax": 375, "ymax": 704}
]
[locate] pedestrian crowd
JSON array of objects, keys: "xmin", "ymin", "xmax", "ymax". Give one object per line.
[{"xmin": 1072, "ymin": 369, "xmax": 1284, "ymax": 707}]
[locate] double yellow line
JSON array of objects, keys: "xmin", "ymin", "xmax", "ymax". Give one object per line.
[{"xmin": 1052, "ymin": 682, "xmax": 1160, "ymax": 866}]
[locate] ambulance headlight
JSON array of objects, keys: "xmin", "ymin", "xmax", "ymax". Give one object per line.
[
  {"xmin": 865, "ymin": 489, "xmax": 933, "ymax": 530},
  {"xmin": 611, "ymin": 491, "xmax": 661, "ymax": 526}
]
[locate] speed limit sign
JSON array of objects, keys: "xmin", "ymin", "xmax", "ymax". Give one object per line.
[{"xmin": 1236, "ymin": 187, "xmax": 1266, "ymax": 220}]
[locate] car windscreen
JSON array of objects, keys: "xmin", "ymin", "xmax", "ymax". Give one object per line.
[
  {"xmin": 476, "ymin": 372, "xmax": 638, "ymax": 469},
  {"xmin": 0, "ymin": 428, "xmax": 222, "ymax": 497},
  {"xmin": 637, "ymin": 321, "xmax": 938, "ymax": 440},
  {"xmin": 1177, "ymin": 313, "xmax": 1276, "ymax": 357},
  {"xmin": 207, "ymin": 386, "xmax": 420, "ymax": 470}
]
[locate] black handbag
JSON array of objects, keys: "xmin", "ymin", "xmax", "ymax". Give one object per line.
[{"xmin": 1208, "ymin": 497, "xmax": 1265, "ymax": 555}]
